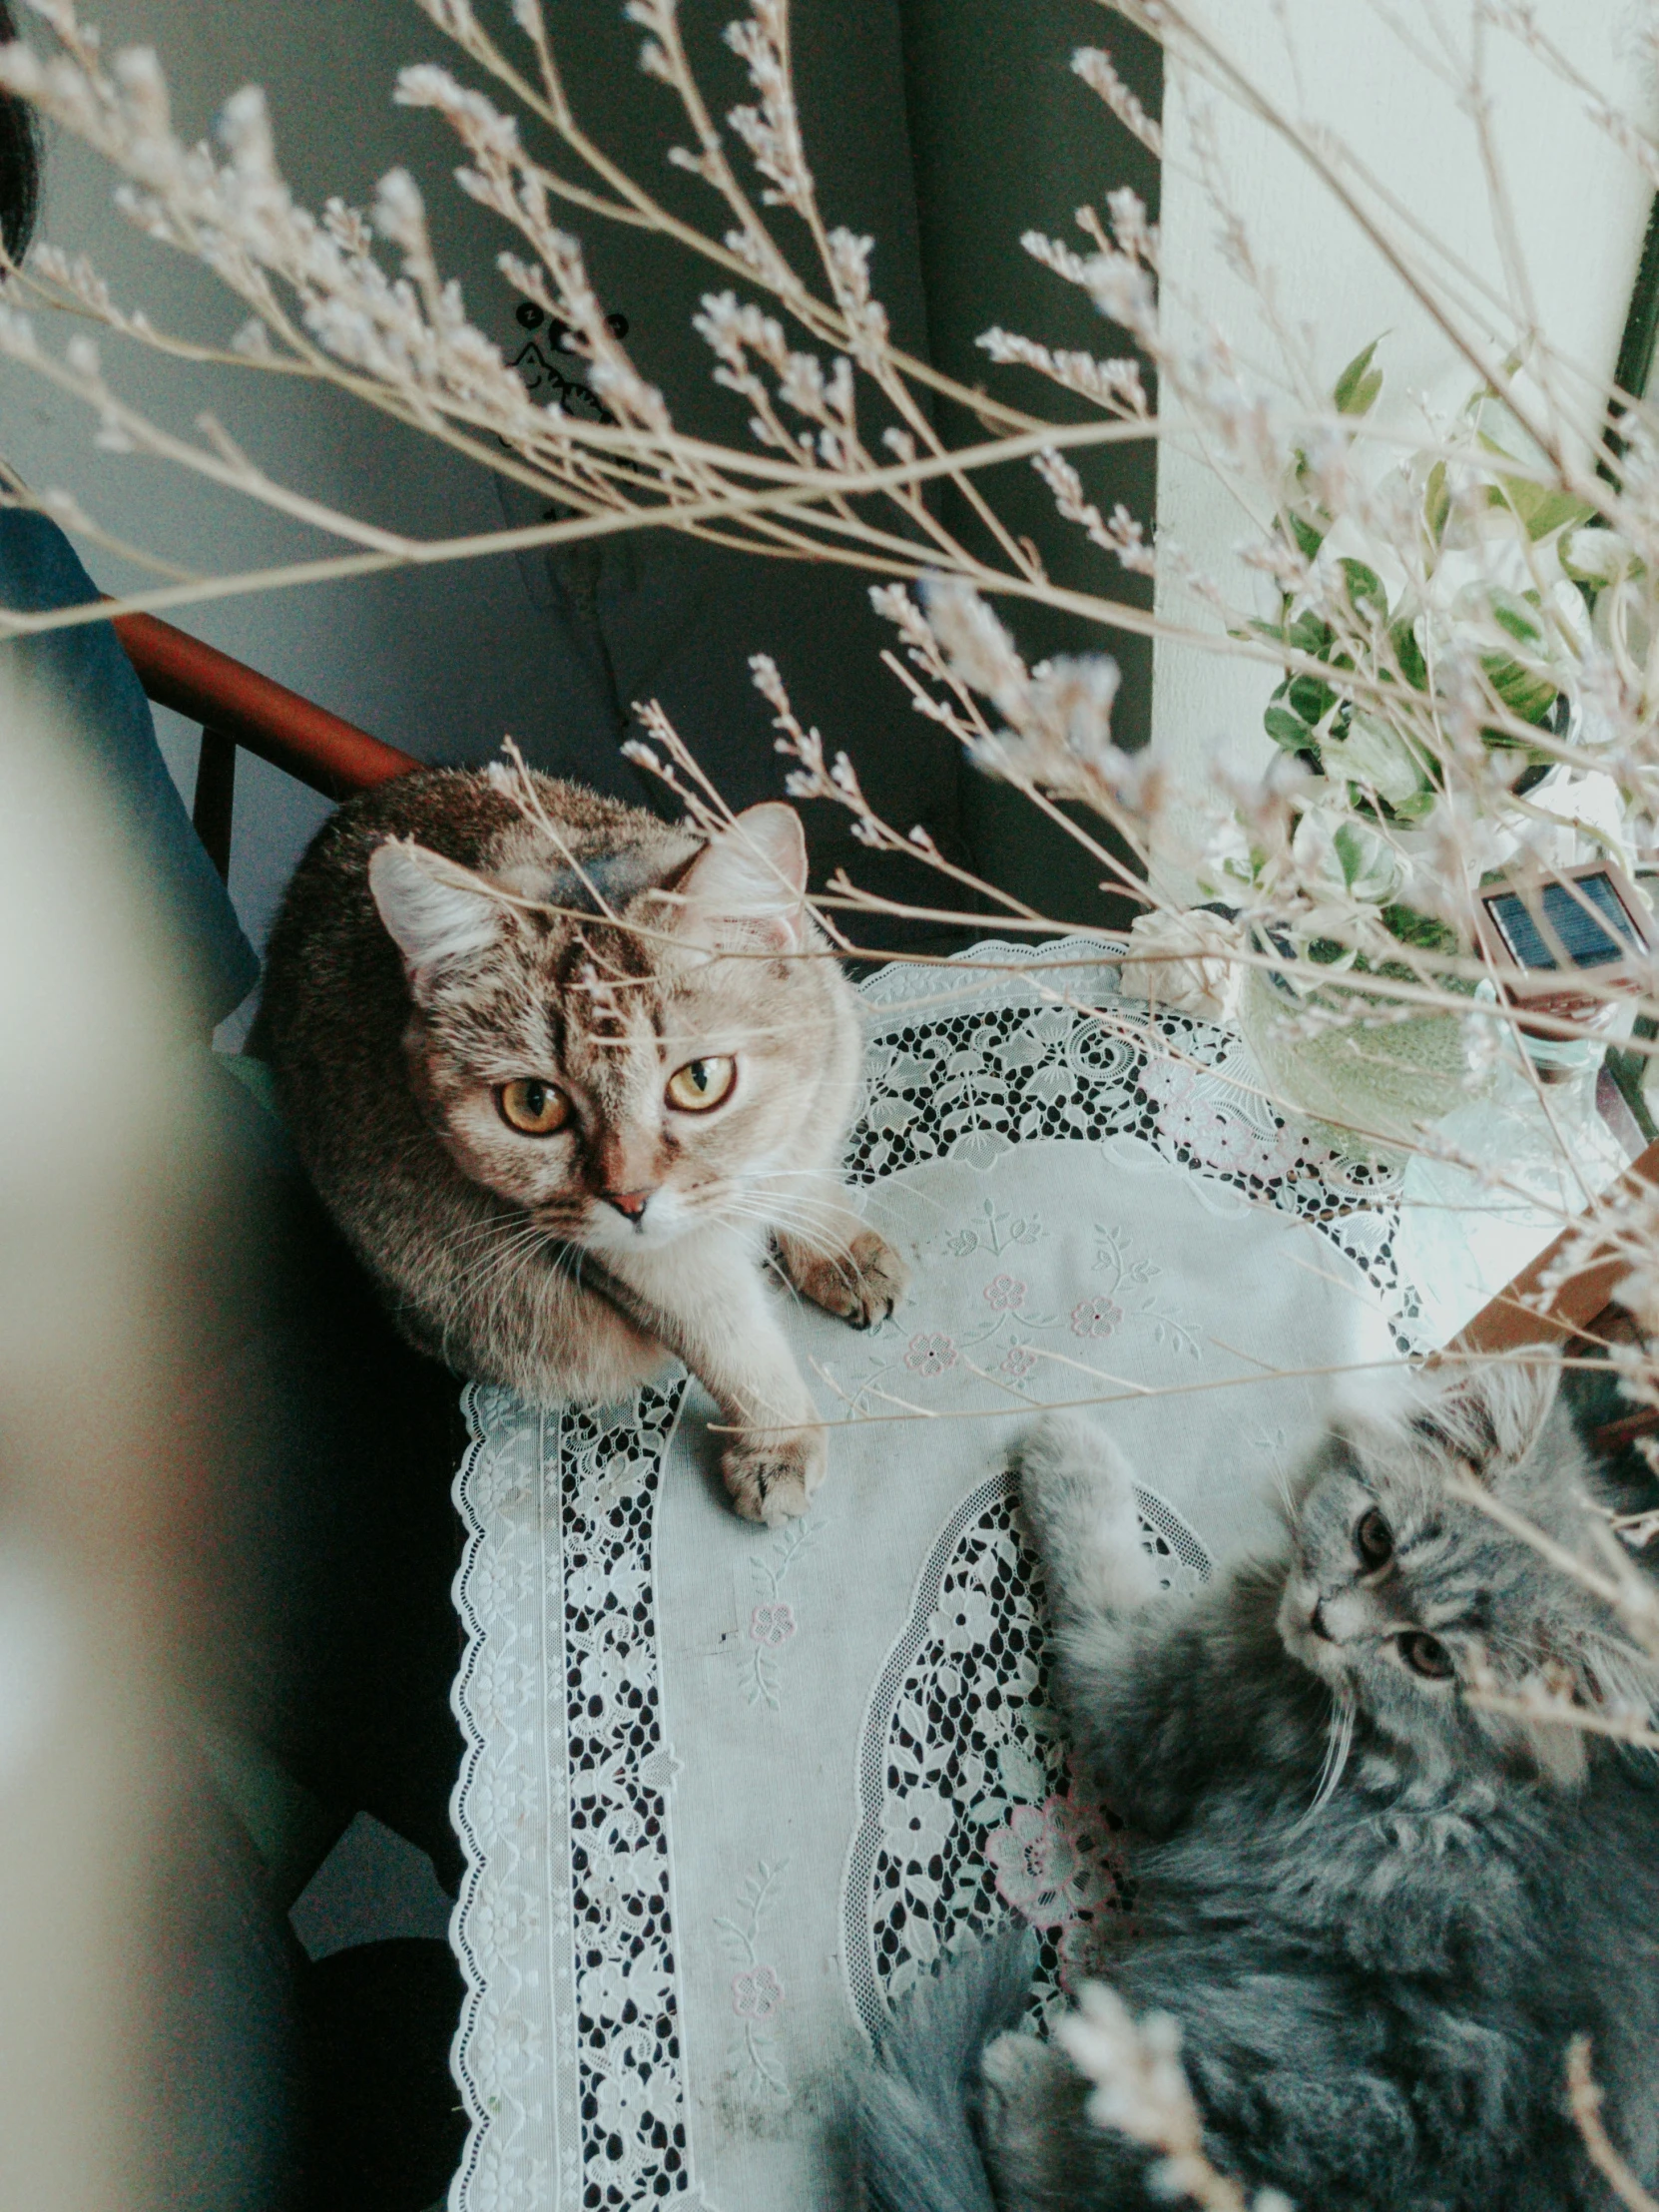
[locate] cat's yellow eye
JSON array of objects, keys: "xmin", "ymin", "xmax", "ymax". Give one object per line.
[
  {"xmin": 665, "ymin": 1056, "xmax": 737, "ymax": 1113},
  {"xmin": 497, "ymin": 1078, "xmax": 571, "ymax": 1136}
]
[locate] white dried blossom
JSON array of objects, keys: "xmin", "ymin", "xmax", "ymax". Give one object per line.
[
  {"xmin": 370, "ymin": 167, "xmax": 428, "ymax": 263},
  {"xmin": 1058, "ymin": 1981, "xmax": 1287, "ymax": 2212},
  {"xmin": 1106, "ymin": 186, "xmax": 1157, "ymax": 263},
  {"xmin": 1083, "ymin": 251, "xmax": 1159, "ymax": 344},
  {"xmin": 917, "ymin": 575, "xmax": 1140, "ymax": 806},
  {"xmin": 725, "ymin": 0, "xmax": 813, "ymax": 214},
  {"xmin": 0, "ymin": 300, "xmax": 39, "ymax": 359},
  {"xmin": 825, "ymin": 226, "xmax": 889, "ymax": 367},
  {"xmin": 1071, "ymin": 46, "xmax": 1163, "ymax": 158},
  {"xmin": 408, "ymin": 0, "xmax": 482, "ymax": 48},
  {"xmin": 979, "ymin": 327, "xmax": 1148, "ymax": 417},
  {"xmin": 919, "ymin": 574, "xmax": 1035, "ymax": 723},
  {"xmin": 1019, "ymin": 227, "xmax": 1099, "ymax": 292},
  {"xmin": 1118, "ymin": 906, "xmax": 1246, "ymax": 1021},
  {"xmin": 395, "ymin": 65, "xmax": 524, "ymax": 225},
  {"xmin": 231, "ymin": 315, "xmax": 276, "ymax": 357},
  {"xmin": 692, "ymin": 286, "xmax": 859, "ymax": 460},
  {"xmin": 1020, "ymin": 215, "xmax": 1162, "ymax": 354},
  {"xmin": 1033, "ymin": 447, "xmax": 1156, "ymax": 572}
]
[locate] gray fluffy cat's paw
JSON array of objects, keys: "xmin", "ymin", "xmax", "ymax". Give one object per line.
[
  {"xmin": 980, "ymin": 2030, "xmax": 1078, "ymax": 2192},
  {"xmin": 722, "ymin": 1427, "xmax": 827, "ymax": 1526},
  {"xmin": 780, "ymin": 1228, "xmax": 910, "ymax": 1330},
  {"xmin": 981, "ymin": 2028, "xmax": 1072, "ymax": 2102},
  {"xmin": 1014, "ymin": 1414, "xmax": 1158, "ymax": 1612},
  {"xmin": 1016, "ymin": 1412, "xmax": 1136, "ymax": 1529}
]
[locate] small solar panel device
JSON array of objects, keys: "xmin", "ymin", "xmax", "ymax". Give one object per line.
[{"xmin": 1472, "ymin": 858, "xmax": 1654, "ymax": 1011}]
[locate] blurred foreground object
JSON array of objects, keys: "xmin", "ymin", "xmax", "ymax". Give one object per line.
[{"xmin": 0, "ymin": 668, "xmax": 208, "ymax": 2210}]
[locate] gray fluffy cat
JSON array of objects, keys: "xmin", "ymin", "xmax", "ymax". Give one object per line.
[
  {"xmin": 858, "ymin": 1363, "xmax": 1659, "ymax": 2211},
  {"xmin": 256, "ymin": 767, "xmax": 907, "ymax": 1523}
]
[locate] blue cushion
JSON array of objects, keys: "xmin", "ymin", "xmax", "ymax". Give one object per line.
[{"xmin": 0, "ymin": 510, "xmax": 260, "ymax": 1025}]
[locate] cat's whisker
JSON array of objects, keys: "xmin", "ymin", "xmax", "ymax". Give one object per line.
[
  {"xmin": 1294, "ymin": 1692, "xmax": 1356, "ymax": 1829},
  {"xmin": 448, "ymin": 1212, "xmax": 593, "ymax": 1302},
  {"xmin": 754, "ymin": 1197, "xmax": 852, "ymax": 1239},
  {"xmin": 444, "ymin": 1209, "xmax": 540, "ymax": 1257},
  {"xmin": 434, "ymin": 1223, "xmax": 558, "ymax": 1359},
  {"xmin": 717, "ymin": 1205, "xmax": 839, "ymax": 1256},
  {"xmin": 723, "ymin": 1200, "xmax": 869, "ymax": 1276},
  {"xmin": 771, "ymin": 1215, "xmax": 861, "ymax": 1254},
  {"xmin": 745, "ymin": 1179, "xmax": 863, "ymax": 1229},
  {"xmin": 762, "ymin": 1248, "xmax": 816, "ymax": 1323},
  {"xmin": 449, "ymin": 1220, "xmax": 558, "ymax": 1303},
  {"xmin": 442, "ymin": 1214, "xmax": 546, "ymax": 1275},
  {"xmin": 866, "ymin": 1180, "xmax": 950, "ymax": 1224},
  {"xmin": 699, "ymin": 1185, "xmax": 844, "ymax": 1236}
]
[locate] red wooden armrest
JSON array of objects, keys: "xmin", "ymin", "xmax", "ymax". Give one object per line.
[{"xmin": 113, "ymin": 609, "xmax": 421, "ymax": 801}]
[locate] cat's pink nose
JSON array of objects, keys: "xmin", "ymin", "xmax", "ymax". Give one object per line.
[{"xmin": 604, "ymin": 1188, "xmax": 654, "ymax": 1225}]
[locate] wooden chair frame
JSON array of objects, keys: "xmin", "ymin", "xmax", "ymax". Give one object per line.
[{"xmin": 113, "ymin": 608, "xmax": 420, "ymax": 879}]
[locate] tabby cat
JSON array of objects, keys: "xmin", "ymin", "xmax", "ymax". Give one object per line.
[
  {"xmin": 858, "ymin": 1363, "xmax": 1659, "ymax": 2210},
  {"xmin": 256, "ymin": 768, "xmax": 907, "ymax": 1523}
]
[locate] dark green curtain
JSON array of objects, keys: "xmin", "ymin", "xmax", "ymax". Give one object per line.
[
  {"xmin": 486, "ymin": 1, "xmax": 1160, "ymax": 941},
  {"xmin": 896, "ymin": 0, "xmax": 1159, "ymax": 925}
]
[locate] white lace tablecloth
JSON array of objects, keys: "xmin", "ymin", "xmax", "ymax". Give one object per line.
[{"xmin": 444, "ymin": 938, "xmax": 1420, "ymax": 2212}]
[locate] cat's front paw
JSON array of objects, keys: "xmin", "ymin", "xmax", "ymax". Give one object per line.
[
  {"xmin": 1015, "ymin": 1414, "xmax": 1158, "ymax": 1612},
  {"xmin": 722, "ymin": 1426, "xmax": 828, "ymax": 1526},
  {"xmin": 980, "ymin": 2030, "xmax": 1080, "ymax": 2195},
  {"xmin": 981, "ymin": 2028, "xmax": 1071, "ymax": 2103},
  {"xmin": 1016, "ymin": 1411, "xmax": 1136, "ymax": 1518},
  {"xmin": 781, "ymin": 1227, "xmax": 909, "ymax": 1330}
]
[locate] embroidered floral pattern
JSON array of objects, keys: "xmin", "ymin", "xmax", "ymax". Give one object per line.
[
  {"xmin": 1091, "ymin": 1224, "xmax": 1201, "ymax": 1359},
  {"xmin": 982, "ymin": 1789, "xmax": 1122, "ymax": 1983},
  {"xmin": 1070, "ymin": 1295, "xmax": 1125, "ymax": 1340},
  {"xmin": 743, "ymin": 1518, "xmax": 818, "ymax": 1709},
  {"xmin": 715, "ymin": 1863, "xmax": 790, "ymax": 2111},
  {"xmin": 828, "ymin": 1199, "xmax": 1277, "ymax": 1418},
  {"xmin": 730, "ymin": 1964, "xmax": 784, "ymax": 2019},
  {"xmin": 985, "ymin": 1797, "xmax": 1093, "ymax": 1924},
  {"xmin": 940, "ymin": 1197, "xmax": 1047, "ymax": 1260},
  {"xmin": 1138, "ymin": 1056, "xmax": 1320, "ymax": 1186}
]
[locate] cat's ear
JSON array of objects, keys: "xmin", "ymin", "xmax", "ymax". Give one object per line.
[
  {"xmin": 1412, "ymin": 1357, "xmax": 1559, "ymax": 1484},
  {"xmin": 674, "ymin": 804, "xmax": 809, "ymax": 952},
  {"xmin": 369, "ymin": 838, "xmax": 505, "ymax": 985}
]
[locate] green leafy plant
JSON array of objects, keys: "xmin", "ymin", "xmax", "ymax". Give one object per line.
[{"xmin": 1252, "ymin": 343, "xmax": 1597, "ymax": 830}]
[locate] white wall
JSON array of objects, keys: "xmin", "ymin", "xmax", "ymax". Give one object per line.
[{"xmin": 1150, "ymin": 0, "xmax": 1658, "ymax": 892}]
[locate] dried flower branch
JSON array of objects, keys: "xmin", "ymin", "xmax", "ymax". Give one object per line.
[
  {"xmin": 1072, "ymin": 44, "xmax": 1164, "ymax": 162},
  {"xmin": 1058, "ymin": 1981, "xmax": 1289, "ymax": 2212},
  {"xmin": 1567, "ymin": 2036, "xmax": 1659, "ymax": 2212}
]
